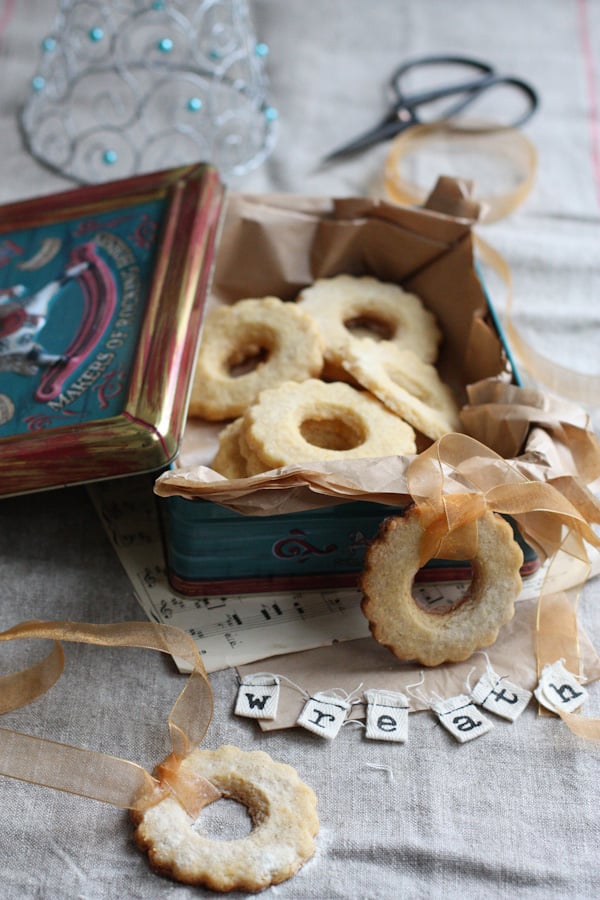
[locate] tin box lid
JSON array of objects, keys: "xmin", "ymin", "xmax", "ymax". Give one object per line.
[{"xmin": 0, "ymin": 164, "xmax": 225, "ymax": 497}]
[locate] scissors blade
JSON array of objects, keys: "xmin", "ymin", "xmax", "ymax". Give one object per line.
[{"xmin": 322, "ymin": 115, "xmax": 411, "ymax": 163}]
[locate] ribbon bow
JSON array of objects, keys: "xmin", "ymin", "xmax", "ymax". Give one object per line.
[
  {"xmin": 0, "ymin": 620, "xmax": 220, "ymax": 817},
  {"xmin": 408, "ymin": 433, "xmax": 600, "ymax": 563}
]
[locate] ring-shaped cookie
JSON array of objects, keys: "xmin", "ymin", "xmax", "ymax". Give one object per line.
[
  {"xmin": 296, "ymin": 274, "xmax": 441, "ymax": 369},
  {"xmin": 189, "ymin": 298, "xmax": 324, "ymax": 421},
  {"xmin": 242, "ymin": 378, "xmax": 416, "ymax": 471},
  {"xmin": 342, "ymin": 340, "xmax": 461, "ymax": 441},
  {"xmin": 133, "ymin": 745, "xmax": 319, "ymax": 893},
  {"xmin": 361, "ymin": 508, "xmax": 523, "ymax": 666}
]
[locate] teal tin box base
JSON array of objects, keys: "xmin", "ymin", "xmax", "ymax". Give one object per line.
[{"xmin": 160, "ymin": 496, "xmax": 539, "ymax": 596}]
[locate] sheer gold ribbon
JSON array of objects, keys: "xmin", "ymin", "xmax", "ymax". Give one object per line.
[
  {"xmin": 0, "ymin": 620, "xmax": 220, "ymax": 815},
  {"xmin": 407, "ymin": 434, "xmax": 600, "ymax": 738},
  {"xmin": 383, "ymin": 122, "xmax": 537, "ymax": 223}
]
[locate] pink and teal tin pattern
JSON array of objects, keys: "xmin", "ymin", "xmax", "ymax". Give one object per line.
[
  {"xmin": 161, "ymin": 496, "xmax": 539, "ymax": 596},
  {"xmin": 0, "ymin": 164, "xmax": 225, "ymax": 496},
  {"xmin": 0, "ymin": 206, "xmax": 161, "ymax": 423}
]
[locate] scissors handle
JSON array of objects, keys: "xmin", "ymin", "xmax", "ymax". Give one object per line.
[
  {"xmin": 391, "ymin": 55, "xmax": 538, "ymax": 128},
  {"xmin": 390, "ymin": 54, "xmax": 495, "ymax": 91},
  {"xmin": 322, "ymin": 54, "xmax": 538, "ymax": 163}
]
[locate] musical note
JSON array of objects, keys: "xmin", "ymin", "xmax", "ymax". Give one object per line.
[{"xmin": 159, "ymin": 599, "xmax": 173, "ymax": 620}]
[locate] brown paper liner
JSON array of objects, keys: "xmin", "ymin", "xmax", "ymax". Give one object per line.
[{"xmin": 0, "ymin": 620, "xmax": 219, "ymax": 816}]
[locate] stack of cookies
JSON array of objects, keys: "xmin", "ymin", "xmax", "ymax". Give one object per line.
[{"xmin": 189, "ymin": 274, "xmax": 461, "ymax": 478}]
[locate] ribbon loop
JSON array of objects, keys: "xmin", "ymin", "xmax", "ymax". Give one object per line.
[
  {"xmin": 0, "ymin": 620, "xmax": 215, "ymax": 812},
  {"xmin": 407, "ymin": 433, "xmax": 600, "ymax": 564},
  {"xmin": 0, "ymin": 640, "xmax": 64, "ymax": 714},
  {"xmin": 417, "ymin": 493, "xmax": 487, "ymax": 565}
]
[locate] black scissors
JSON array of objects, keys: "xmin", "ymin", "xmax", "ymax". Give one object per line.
[{"xmin": 323, "ymin": 54, "xmax": 538, "ymax": 163}]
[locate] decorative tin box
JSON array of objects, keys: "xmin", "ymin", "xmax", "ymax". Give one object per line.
[
  {"xmin": 154, "ymin": 187, "xmax": 539, "ymax": 595},
  {"xmin": 0, "ymin": 164, "xmax": 224, "ymax": 495}
]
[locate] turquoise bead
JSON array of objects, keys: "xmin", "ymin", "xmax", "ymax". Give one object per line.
[
  {"xmin": 187, "ymin": 97, "xmax": 203, "ymax": 112},
  {"xmin": 102, "ymin": 150, "xmax": 118, "ymax": 165},
  {"xmin": 255, "ymin": 42, "xmax": 269, "ymax": 57},
  {"xmin": 158, "ymin": 37, "xmax": 173, "ymax": 53},
  {"xmin": 42, "ymin": 37, "xmax": 57, "ymax": 53},
  {"xmin": 89, "ymin": 27, "xmax": 104, "ymax": 42},
  {"xmin": 32, "ymin": 76, "xmax": 46, "ymax": 92},
  {"xmin": 264, "ymin": 106, "xmax": 278, "ymax": 122}
]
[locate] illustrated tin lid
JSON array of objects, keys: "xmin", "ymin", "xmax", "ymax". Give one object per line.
[{"xmin": 0, "ymin": 163, "xmax": 225, "ymax": 497}]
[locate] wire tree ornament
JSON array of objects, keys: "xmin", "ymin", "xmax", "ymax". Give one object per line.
[{"xmin": 21, "ymin": 0, "xmax": 278, "ymax": 184}]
